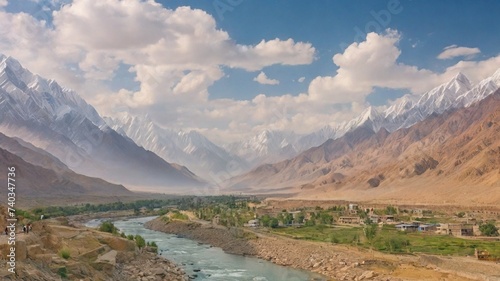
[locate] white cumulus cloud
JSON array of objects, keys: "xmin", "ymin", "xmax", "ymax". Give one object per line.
[
  {"xmin": 437, "ymin": 45, "xmax": 481, "ymax": 60},
  {"xmin": 254, "ymin": 72, "xmax": 280, "ymax": 85},
  {"xmin": 1, "ymin": 3, "xmax": 499, "ymax": 145},
  {"xmin": 308, "ymin": 30, "xmax": 438, "ymax": 104}
]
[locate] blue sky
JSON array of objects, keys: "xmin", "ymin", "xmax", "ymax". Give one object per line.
[
  {"xmin": 1, "ymin": 0, "xmax": 499, "ymax": 142},
  {"xmin": 156, "ymin": 0, "xmax": 500, "ymax": 102}
]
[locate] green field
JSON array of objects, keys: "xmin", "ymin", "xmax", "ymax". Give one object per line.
[{"xmin": 270, "ymin": 224, "xmax": 500, "ymax": 257}]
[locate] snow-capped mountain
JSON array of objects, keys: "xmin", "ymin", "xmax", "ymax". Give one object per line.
[
  {"xmin": 0, "ymin": 54, "xmax": 203, "ymax": 191},
  {"xmin": 106, "ymin": 113, "xmax": 249, "ymax": 182},
  {"xmin": 226, "ymin": 70, "xmax": 500, "ymax": 166},
  {"xmin": 223, "ymin": 130, "xmax": 301, "ymax": 166}
]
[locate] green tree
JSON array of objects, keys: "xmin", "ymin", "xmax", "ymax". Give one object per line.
[
  {"xmin": 99, "ymin": 221, "xmax": 118, "ymax": 234},
  {"xmin": 260, "ymin": 214, "xmax": 271, "ymax": 227},
  {"xmin": 385, "ymin": 206, "xmax": 397, "ymax": 215},
  {"xmin": 296, "ymin": 212, "xmax": 305, "ymax": 224},
  {"xmin": 135, "ymin": 235, "xmax": 146, "ymax": 249},
  {"xmin": 479, "ymin": 222, "xmax": 499, "ymax": 237},
  {"xmin": 270, "ymin": 218, "xmax": 279, "ymax": 228},
  {"xmin": 319, "ymin": 213, "xmax": 333, "ymax": 224},
  {"xmin": 364, "ymin": 224, "xmax": 378, "ymax": 249}
]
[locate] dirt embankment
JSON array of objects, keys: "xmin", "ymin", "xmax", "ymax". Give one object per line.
[
  {"xmin": 145, "ymin": 217, "xmax": 500, "ymax": 281},
  {"xmin": 0, "ymin": 211, "xmax": 188, "ymax": 281},
  {"xmin": 144, "ymin": 219, "xmax": 257, "ymax": 256}
]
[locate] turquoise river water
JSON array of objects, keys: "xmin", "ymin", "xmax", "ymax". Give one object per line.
[{"xmin": 86, "ymin": 216, "xmax": 328, "ymax": 281}]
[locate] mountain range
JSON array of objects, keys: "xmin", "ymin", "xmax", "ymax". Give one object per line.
[
  {"xmin": 1, "ymin": 53, "xmax": 498, "ymax": 203},
  {"xmin": 105, "ymin": 113, "xmax": 249, "ymax": 182},
  {"xmin": 0, "ymin": 54, "xmax": 203, "ymax": 193},
  {"xmin": 225, "ymin": 71, "xmax": 500, "ymax": 167},
  {"xmin": 226, "ymin": 82, "xmax": 500, "ymax": 205}
]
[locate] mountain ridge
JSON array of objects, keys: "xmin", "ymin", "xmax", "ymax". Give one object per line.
[
  {"xmin": 225, "ymin": 88, "xmax": 500, "ymax": 205},
  {"xmin": 0, "ymin": 55, "xmax": 204, "ymax": 192}
]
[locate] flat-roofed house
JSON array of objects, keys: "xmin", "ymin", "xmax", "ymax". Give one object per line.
[
  {"xmin": 438, "ymin": 223, "xmax": 474, "ymax": 236},
  {"xmin": 396, "ymin": 223, "xmax": 418, "ymax": 232}
]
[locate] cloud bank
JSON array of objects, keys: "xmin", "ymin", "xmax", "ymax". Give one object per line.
[{"xmin": 0, "ymin": 1, "xmax": 499, "ymax": 144}]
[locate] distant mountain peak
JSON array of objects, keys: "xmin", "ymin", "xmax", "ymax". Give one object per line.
[{"xmin": 1, "ymin": 54, "xmax": 203, "ymax": 190}]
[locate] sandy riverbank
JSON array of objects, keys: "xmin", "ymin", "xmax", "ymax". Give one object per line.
[{"xmin": 145, "ymin": 217, "xmax": 500, "ymax": 281}]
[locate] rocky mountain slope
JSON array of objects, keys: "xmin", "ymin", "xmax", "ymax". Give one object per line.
[
  {"xmin": 226, "ymin": 71, "xmax": 500, "ymax": 167},
  {"xmin": 227, "ymin": 89, "xmax": 500, "ymax": 205},
  {"xmin": 0, "ymin": 54, "xmax": 203, "ymax": 192}
]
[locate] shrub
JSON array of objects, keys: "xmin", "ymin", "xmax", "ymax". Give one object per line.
[
  {"xmin": 99, "ymin": 221, "xmax": 118, "ymax": 234},
  {"xmin": 305, "ymin": 219, "xmax": 316, "ymax": 227},
  {"xmin": 269, "ymin": 218, "xmax": 279, "ymax": 228},
  {"xmin": 135, "ymin": 235, "xmax": 146, "ymax": 249},
  {"xmin": 479, "ymin": 222, "xmax": 499, "ymax": 237},
  {"xmin": 58, "ymin": 267, "xmax": 68, "ymax": 278},
  {"xmin": 59, "ymin": 248, "xmax": 71, "ymax": 260},
  {"xmin": 127, "ymin": 234, "xmax": 134, "ymax": 240},
  {"xmin": 171, "ymin": 211, "xmax": 189, "ymax": 221}
]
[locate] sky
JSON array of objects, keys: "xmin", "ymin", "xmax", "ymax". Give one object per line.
[{"xmin": 1, "ymin": 0, "xmax": 499, "ymax": 144}]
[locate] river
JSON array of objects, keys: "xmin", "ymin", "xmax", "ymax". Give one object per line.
[{"xmin": 86, "ymin": 216, "xmax": 327, "ymax": 281}]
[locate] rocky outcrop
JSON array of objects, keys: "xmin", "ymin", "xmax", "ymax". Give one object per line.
[{"xmin": 0, "ymin": 212, "xmax": 187, "ymax": 281}]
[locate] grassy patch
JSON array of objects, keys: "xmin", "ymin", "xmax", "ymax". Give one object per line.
[
  {"xmin": 170, "ymin": 211, "xmax": 189, "ymax": 221},
  {"xmin": 271, "ymin": 224, "xmax": 500, "ymax": 257}
]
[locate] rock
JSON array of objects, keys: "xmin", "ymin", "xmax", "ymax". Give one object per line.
[
  {"xmin": 153, "ymin": 268, "xmax": 166, "ymax": 276},
  {"xmin": 358, "ymin": 270, "xmax": 376, "ymax": 280},
  {"xmin": 96, "ymin": 250, "xmax": 117, "ymax": 265}
]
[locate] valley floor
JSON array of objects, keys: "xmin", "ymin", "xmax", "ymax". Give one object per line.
[{"xmin": 145, "ymin": 217, "xmax": 500, "ymax": 281}]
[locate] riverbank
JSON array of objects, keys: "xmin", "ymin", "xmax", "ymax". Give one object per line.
[
  {"xmin": 0, "ymin": 208, "xmax": 188, "ymax": 280},
  {"xmin": 145, "ymin": 217, "xmax": 500, "ymax": 281}
]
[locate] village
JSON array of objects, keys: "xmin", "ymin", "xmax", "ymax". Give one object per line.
[
  {"xmin": 235, "ymin": 202, "xmax": 499, "ymax": 237},
  {"xmin": 192, "ymin": 198, "xmax": 500, "ymax": 261}
]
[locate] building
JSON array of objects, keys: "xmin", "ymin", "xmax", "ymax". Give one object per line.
[
  {"xmin": 338, "ymin": 216, "xmax": 361, "ymax": 224},
  {"xmin": 348, "ymin": 204, "xmax": 359, "ymax": 214},
  {"xmin": 368, "ymin": 215, "xmax": 380, "ymax": 224},
  {"xmin": 381, "ymin": 215, "xmax": 395, "ymax": 223},
  {"xmin": 396, "ymin": 223, "xmax": 419, "ymax": 232},
  {"xmin": 438, "ymin": 223, "xmax": 474, "ymax": 236},
  {"xmin": 244, "ymin": 219, "xmax": 259, "ymax": 227},
  {"xmin": 418, "ymin": 224, "xmax": 437, "ymax": 232},
  {"xmin": 412, "ymin": 209, "xmax": 431, "ymax": 218}
]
